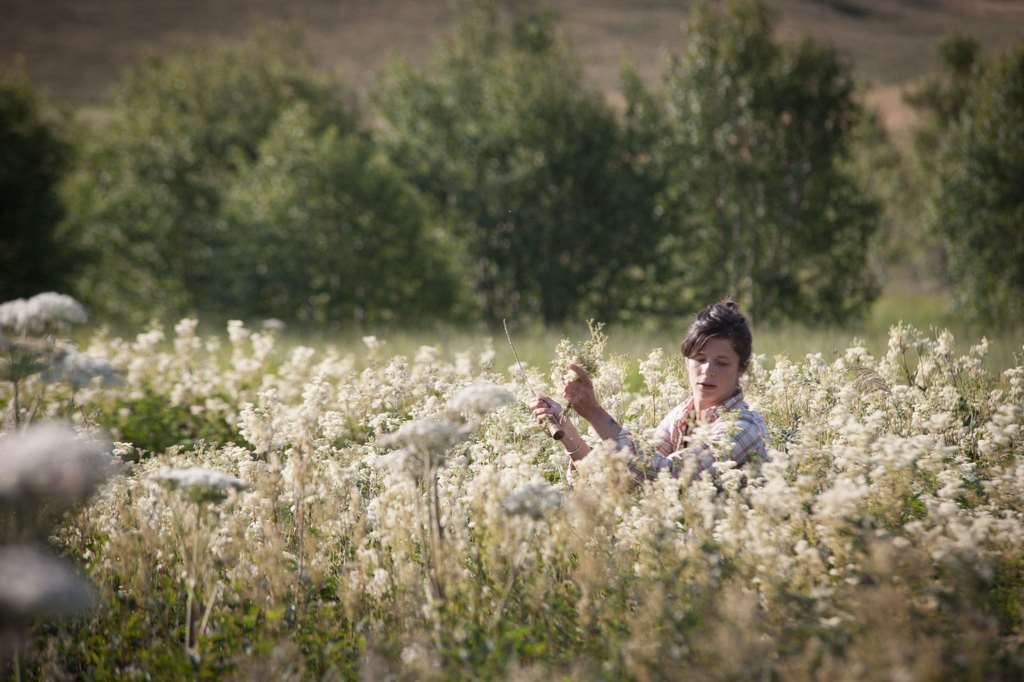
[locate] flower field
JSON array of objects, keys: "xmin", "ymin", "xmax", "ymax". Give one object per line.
[{"xmin": 2, "ymin": 299, "xmax": 1023, "ymax": 679}]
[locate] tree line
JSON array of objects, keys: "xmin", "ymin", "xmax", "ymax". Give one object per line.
[{"xmin": 2, "ymin": 0, "xmax": 1021, "ymax": 328}]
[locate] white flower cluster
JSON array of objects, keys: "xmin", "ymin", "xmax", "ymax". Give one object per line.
[
  {"xmin": 0, "ymin": 422, "xmax": 117, "ymax": 636},
  {"xmin": 152, "ymin": 466, "xmax": 248, "ymax": 492},
  {"xmin": 43, "ymin": 346, "xmax": 119, "ymax": 388},
  {"xmin": 381, "ymin": 418, "xmax": 469, "ymax": 454},
  {"xmin": 502, "ymin": 482, "xmax": 563, "ymax": 520},
  {"xmin": 447, "ymin": 382, "xmax": 515, "ymax": 416},
  {"xmin": 0, "ymin": 422, "xmax": 118, "ymax": 510},
  {"xmin": 0, "ymin": 292, "xmax": 87, "ymax": 336},
  {"xmin": 0, "ymin": 544, "xmax": 95, "ymax": 626},
  {"xmin": 151, "ymin": 466, "xmax": 248, "ymax": 504}
]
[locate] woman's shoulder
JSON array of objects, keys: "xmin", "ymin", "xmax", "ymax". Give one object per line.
[
  {"xmin": 739, "ymin": 409, "xmax": 768, "ymax": 440},
  {"xmin": 721, "ymin": 394, "xmax": 768, "ymax": 434}
]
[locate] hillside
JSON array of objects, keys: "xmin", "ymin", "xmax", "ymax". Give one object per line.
[{"xmin": 3, "ymin": 0, "xmax": 1023, "ymax": 134}]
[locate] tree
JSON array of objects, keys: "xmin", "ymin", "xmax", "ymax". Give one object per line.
[
  {"xmin": 63, "ymin": 29, "xmax": 358, "ymax": 323},
  {"xmin": 220, "ymin": 104, "xmax": 456, "ymax": 324},
  {"xmin": 374, "ymin": 2, "xmax": 661, "ymax": 325},
  {"xmin": 0, "ymin": 68, "xmax": 73, "ymax": 301},
  {"xmin": 904, "ymin": 34, "xmax": 981, "ymax": 179},
  {"xmin": 640, "ymin": 0, "xmax": 880, "ymax": 324},
  {"xmin": 927, "ymin": 45, "xmax": 1024, "ymax": 324}
]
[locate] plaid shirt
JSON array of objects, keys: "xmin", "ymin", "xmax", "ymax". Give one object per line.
[{"xmin": 619, "ymin": 390, "xmax": 768, "ymax": 481}]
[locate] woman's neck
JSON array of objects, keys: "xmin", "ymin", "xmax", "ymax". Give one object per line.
[{"xmin": 693, "ymin": 386, "xmax": 741, "ymax": 415}]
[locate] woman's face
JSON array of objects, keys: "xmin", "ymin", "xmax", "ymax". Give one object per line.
[{"xmin": 685, "ymin": 336, "xmax": 742, "ymax": 410}]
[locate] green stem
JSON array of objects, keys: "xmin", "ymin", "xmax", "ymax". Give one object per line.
[
  {"xmin": 12, "ymin": 377, "xmax": 20, "ymax": 429},
  {"xmin": 198, "ymin": 581, "xmax": 221, "ymax": 640},
  {"xmin": 184, "ymin": 589, "xmax": 194, "ymax": 654},
  {"xmin": 432, "ymin": 468, "xmax": 445, "ymax": 545},
  {"xmin": 185, "ymin": 502, "xmax": 201, "ymax": 655},
  {"xmin": 295, "ymin": 441, "xmax": 308, "ymax": 621},
  {"xmin": 419, "ymin": 457, "xmax": 443, "ymax": 604}
]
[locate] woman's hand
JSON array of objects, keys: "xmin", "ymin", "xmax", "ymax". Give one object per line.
[
  {"xmin": 531, "ymin": 395, "xmax": 564, "ymax": 427},
  {"xmin": 563, "ymin": 363, "xmax": 599, "ymax": 419},
  {"xmin": 531, "ymin": 394, "xmax": 586, "ymax": 457}
]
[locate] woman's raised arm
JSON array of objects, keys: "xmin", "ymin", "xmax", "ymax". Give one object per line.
[{"xmin": 562, "ymin": 363, "xmax": 627, "ymax": 445}]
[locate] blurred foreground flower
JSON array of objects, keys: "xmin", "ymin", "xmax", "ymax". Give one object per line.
[
  {"xmin": 152, "ymin": 466, "xmax": 248, "ymax": 503},
  {"xmin": 43, "ymin": 347, "xmax": 120, "ymax": 389},
  {"xmin": 502, "ymin": 482, "xmax": 563, "ymax": 520},
  {"xmin": 261, "ymin": 318, "xmax": 287, "ymax": 333},
  {"xmin": 0, "ymin": 293, "xmax": 87, "ymax": 336},
  {"xmin": 0, "ymin": 337, "xmax": 50, "ymax": 384},
  {"xmin": 381, "ymin": 418, "xmax": 469, "ymax": 455},
  {"xmin": 0, "ymin": 545, "xmax": 95, "ymax": 628},
  {"xmin": 448, "ymin": 382, "xmax": 515, "ymax": 416},
  {"xmin": 0, "ymin": 423, "xmax": 117, "ymax": 513}
]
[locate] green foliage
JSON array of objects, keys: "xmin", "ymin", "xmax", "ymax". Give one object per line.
[
  {"xmin": 905, "ymin": 34, "xmax": 981, "ymax": 173},
  {"xmin": 637, "ymin": 0, "xmax": 881, "ymax": 324},
  {"xmin": 0, "ymin": 67, "xmax": 74, "ymax": 301},
  {"xmin": 220, "ymin": 104, "xmax": 457, "ymax": 324},
  {"xmin": 926, "ymin": 44, "xmax": 1024, "ymax": 324},
  {"xmin": 845, "ymin": 105, "xmax": 943, "ymax": 287},
  {"xmin": 62, "ymin": 28, "xmax": 392, "ymax": 325},
  {"xmin": 103, "ymin": 388, "xmax": 239, "ymax": 455},
  {"xmin": 374, "ymin": 1, "xmax": 661, "ymax": 324}
]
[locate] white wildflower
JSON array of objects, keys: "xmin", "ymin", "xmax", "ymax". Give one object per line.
[
  {"xmin": 415, "ymin": 345, "xmax": 440, "ymax": 364},
  {"xmin": 0, "ymin": 422, "xmax": 117, "ymax": 509},
  {"xmin": 448, "ymin": 382, "xmax": 515, "ymax": 416},
  {"xmin": 814, "ymin": 476, "xmax": 870, "ymax": 520},
  {"xmin": 0, "ymin": 293, "xmax": 87, "ymax": 335},
  {"xmin": 381, "ymin": 418, "xmax": 468, "ymax": 454},
  {"xmin": 153, "ymin": 466, "xmax": 246, "ymax": 490},
  {"xmin": 502, "ymin": 482, "xmax": 563, "ymax": 520},
  {"xmin": 111, "ymin": 441, "xmax": 138, "ymax": 462},
  {"xmin": 367, "ymin": 568, "xmax": 390, "ymax": 600},
  {"xmin": 152, "ymin": 467, "xmax": 248, "ymax": 503},
  {"xmin": 401, "ymin": 643, "xmax": 426, "ymax": 665},
  {"xmin": 43, "ymin": 347, "xmax": 120, "ymax": 388},
  {"xmin": 261, "ymin": 318, "xmax": 286, "ymax": 332},
  {"xmin": 375, "ymin": 447, "xmax": 420, "ymax": 476},
  {"xmin": 226, "ymin": 319, "xmax": 248, "ymax": 344},
  {"xmin": 478, "ymin": 341, "xmax": 495, "ymax": 369},
  {"xmin": 0, "ymin": 298, "xmax": 29, "ymax": 332},
  {"xmin": 0, "ymin": 545, "xmax": 96, "ymax": 625}
]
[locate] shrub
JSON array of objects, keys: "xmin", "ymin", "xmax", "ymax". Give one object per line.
[
  {"xmin": 637, "ymin": 0, "xmax": 880, "ymax": 324},
  {"xmin": 925, "ymin": 44, "xmax": 1024, "ymax": 324},
  {"xmin": 220, "ymin": 104, "xmax": 457, "ymax": 324},
  {"xmin": 0, "ymin": 68, "xmax": 74, "ymax": 301},
  {"xmin": 62, "ymin": 28, "xmax": 362, "ymax": 324},
  {"xmin": 374, "ymin": 2, "xmax": 661, "ymax": 324}
]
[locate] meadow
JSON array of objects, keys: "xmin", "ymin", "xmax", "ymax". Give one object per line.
[
  {"xmin": 3, "ymin": 0, "xmax": 1024, "ymax": 676},
  {"xmin": 1, "ymin": 292, "xmax": 1022, "ymax": 679}
]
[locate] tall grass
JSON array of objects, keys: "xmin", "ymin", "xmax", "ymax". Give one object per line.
[{"xmin": 260, "ymin": 292, "xmax": 1021, "ymax": 375}]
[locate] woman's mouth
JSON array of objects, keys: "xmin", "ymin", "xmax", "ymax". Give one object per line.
[{"xmin": 698, "ymin": 382, "xmax": 716, "ymax": 389}]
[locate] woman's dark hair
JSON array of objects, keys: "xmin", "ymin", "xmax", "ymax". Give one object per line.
[{"xmin": 680, "ymin": 298, "xmax": 753, "ymax": 371}]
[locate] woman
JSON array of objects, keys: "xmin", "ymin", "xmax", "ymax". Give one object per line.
[{"xmin": 531, "ymin": 299, "xmax": 768, "ymax": 480}]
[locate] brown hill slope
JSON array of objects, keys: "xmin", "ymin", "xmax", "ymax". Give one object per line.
[{"xmin": 3, "ymin": 0, "xmax": 1023, "ymax": 133}]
